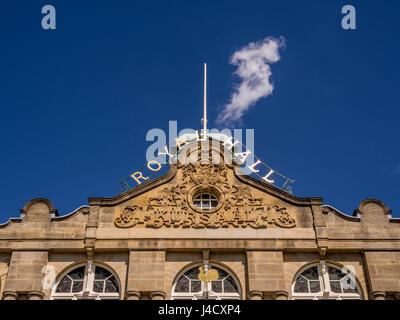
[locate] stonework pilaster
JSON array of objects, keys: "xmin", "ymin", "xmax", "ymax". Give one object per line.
[
  {"xmin": 247, "ymin": 251, "xmax": 285, "ymax": 295},
  {"xmin": 364, "ymin": 251, "xmax": 400, "ymax": 294},
  {"xmin": 126, "ymin": 250, "xmax": 165, "ymax": 297},
  {"xmin": 4, "ymin": 251, "xmax": 48, "ymax": 294}
]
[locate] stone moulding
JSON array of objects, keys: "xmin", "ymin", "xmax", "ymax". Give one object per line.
[
  {"xmin": 321, "ymin": 205, "xmax": 361, "ymax": 221},
  {"xmin": 20, "ymin": 198, "xmax": 58, "ymax": 217},
  {"xmin": 0, "ymin": 201, "xmax": 90, "ymax": 229},
  {"xmin": 51, "ymin": 206, "xmax": 90, "ymax": 221},
  {"xmin": 355, "ymin": 198, "xmax": 392, "ymax": 216},
  {"xmin": 0, "ymin": 217, "xmax": 23, "ymax": 229}
]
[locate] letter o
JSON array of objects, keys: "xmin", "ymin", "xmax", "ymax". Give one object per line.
[{"xmin": 147, "ymin": 160, "xmax": 162, "ymax": 172}]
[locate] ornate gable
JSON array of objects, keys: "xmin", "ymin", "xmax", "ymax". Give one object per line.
[{"xmin": 114, "ymin": 141, "xmax": 297, "ymax": 229}]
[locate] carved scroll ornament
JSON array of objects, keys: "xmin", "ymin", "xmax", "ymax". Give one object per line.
[{"xmin": 115, "ymin": 162, "xmax": 296, "ymax": 229}]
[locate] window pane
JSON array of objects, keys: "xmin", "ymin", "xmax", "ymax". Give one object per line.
[
  {"xmin": 185, "ymin": 268, "xmax": 200, "ymax": 280},
  {"xmin": 72, "ymin": 280, "xmax": 84, "ymax": 293},
  {"xmin": 93, "ymin": 280, "xmax": 104, "ymax": 293},
  {"xmin": 212, "ymin": 281, "xmax": 223, "ymax": 293},
  {"xmin": 330, "ymin": 281, "xmax": 342, "ymax": 293},
  {"xmin": 104, "ymin": 277, "xmax": 119, "ymax": 293},
  {"xmin": 95, "ymin": 267, "xmax": 112, "ymax": 280},
  {"xmin": 327, "ymin": 267, "xmax": 344, "ymax": 280},
  {"xmin": 69, "ymin": 266, "xmax": 85, "ymax": 280},
  {"xmin": 223, "ymin": 278, "xmax": 238, "ymax": 293},
  {"xmin": 191, "ymin": 280, "xmax": 201, "ymax": 293},
  {"xmin": 56, "ymin": 276, "xmax": 72, "ymax": 293},
  {"xmin": 193, "ymin": 194, "xmax": 218, "ymax": 212},
  {"xmin": 309, "ymin": 281, "xmax": 321, "ymax": 293},
  {"xmin": 294, "ymin": 276, "xmax": 309, "ymax": 293},
  {"xmin": 343, "ymin": 286, "xmax": 358, "ymax": 294},
  {"xmin": 301, "ymin": 267, "xmax": 319, "ymax": 280},
  {"xmin": 216, "ymin": 268, "xmax": 228, "ymax": 280},
  {"xmin": 342, "ymin": 278, "xmax": 358, "ymax": 293},
  {"xmin": 175, "ymin": 276, "xmax": 190, "ymax": 292}
]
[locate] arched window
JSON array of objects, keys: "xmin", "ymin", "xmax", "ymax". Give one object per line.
[
  {"xmin": 292, "ymin": 261, "xmax": 362, "ymax": 300},
  {"xmin": 172, "ymin": 264, "xmax": 241, "ymax": 300},
  {"xmin": 51, "ymin": 262, "xmax": 120, "ymax": 300}
]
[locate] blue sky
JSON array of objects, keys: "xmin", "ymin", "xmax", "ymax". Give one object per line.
[{"xmin": 0, "ymin": 0, "xmax": 399, "ymax": 221}]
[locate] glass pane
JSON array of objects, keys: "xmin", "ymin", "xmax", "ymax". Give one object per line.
[
  {"xmin": 56, "ymin": 276, "xmax": 72, "ymax": 293},
  {"xmin": 191, "ymin": 280, "xmax": 201, "ymax": 293},
  {"xmin": 216, "ymin": 268, "xmax": 228, "ymax": 280},
  {"xmin": 212, "ymin": 281, "xmax": 223, "ymax": 293},
  {"xmin": 185, "ymin": 268, "xmax": 200, "ymax": 280},
  {"xmin": 211, "ymin": 201, "xmax": 218, "ymax": 208},
  {"xmin": 175, "ymin": 276, "xmax": 189, "ymax": 292},
  {"xmin": 202, "ymin": 202, "xmax": 210, "ymax": 208},
  {"xmin": 93, "ymin": 280, "xmax": 104, "ymax": 293},
  {"xmin": 294, "ymin": 276, "xmax": 309, "ymax": 293},
  {"xmin": 342, "ymin": 278, "xmax": 358, "ymax": 293},
  {"xmin": 95, "ymin": 267, "xmax": 112, "ymax": 280},
  {"xmin": 223, "ymin": 277, "xmax": 238, "ymax": 293},
  {"xmin": 72, "ymin": 280, "xmax": 84, "ymax": 293},
  {"xmin": 330, "ymin": 281, "xmax": 342, "ymax": 293},
  {"xmin": 301, "ymin": 267, "xmax": 319, "ymax": 280},
  {"xmin": 69, "ymin": 266, "xmax": 85, "ymax": 280},
  {"xmin": 105, "ymin": 277, "xmax": 119, "ymax": 293},
  {"xmin": 194, "ymin": 201, "xmax": 201, "ymax": 207},
  {"xmin": 328, "ymin": 267, "xmax": 344, "ymax": 280},
  {"xmin": 309, "ymin": 281, "xmax": 321, "ymax": 293}
]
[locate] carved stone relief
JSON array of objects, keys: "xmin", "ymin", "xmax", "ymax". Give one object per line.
[{"xmin": 114, "ymin": 161, "xmax": 297, "ymax": 229}]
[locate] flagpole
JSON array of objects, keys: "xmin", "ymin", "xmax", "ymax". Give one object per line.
[{"xmin": 203, "ymin": 62, "xmax": 207, "ymax": 140}]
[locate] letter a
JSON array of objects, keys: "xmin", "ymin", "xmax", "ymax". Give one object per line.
[
  {"xmin": 42, "ymin": 5, "xmax": 56, "ymax": 30},
  {"xmin": 341, "ymin": 5, "xmax": 356, "ymax": 30}
]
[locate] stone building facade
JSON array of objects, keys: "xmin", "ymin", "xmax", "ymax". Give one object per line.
[{"xmin": 0, "ymin": 140, "xmax": 399, "ymax": 300}]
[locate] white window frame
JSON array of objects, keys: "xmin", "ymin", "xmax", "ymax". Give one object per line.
[
  {"xmin": 291, "ymin": 261, "xmax": 362, "ymax": 300},
  {"xmin": 193, "ymin": 194, "xmax": 218, "ymax": 212},
  {"xmin": 51, "ymin": 261, "xmax": 121, "ymax": 300},
  {"xmin": 171, "ymin": 264, "xmax": 241, "ymax": 300}
]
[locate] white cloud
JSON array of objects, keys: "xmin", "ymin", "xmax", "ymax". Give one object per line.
[{"xmin": 217, "ymin": 37, "xmax": 285, "ymax": 124}]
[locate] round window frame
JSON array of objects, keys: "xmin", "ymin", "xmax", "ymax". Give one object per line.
[{"xmin": 187, "ymin": 185, "xmax": 224, "ymax": 213}]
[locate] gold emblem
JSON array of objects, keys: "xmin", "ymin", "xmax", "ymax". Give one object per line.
[{"xmin": 198, "ymin": 266, "xmax": 219, "ymax": 283}]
